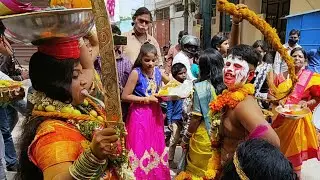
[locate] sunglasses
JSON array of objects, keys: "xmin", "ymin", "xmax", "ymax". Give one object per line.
[{"xmin": 137, "ymin": 18, "xmax": 151, "ymax": 25}]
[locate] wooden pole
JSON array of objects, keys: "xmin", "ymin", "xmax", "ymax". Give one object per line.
[
  {"xmin": 90, "ymin": 0, "xmax": 122, "ymax": 123},
  {"xmin": 184, "ymin": 0, "xmax": 189, "ymax": 32}
]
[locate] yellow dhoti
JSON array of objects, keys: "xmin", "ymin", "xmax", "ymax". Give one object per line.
[{"xmin": 186, "ymin": 122, "xmax": 212, "ymax": 178}]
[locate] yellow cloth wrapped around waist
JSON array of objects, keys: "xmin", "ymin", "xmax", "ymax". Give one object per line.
[
  {"xmin": 274, "ymin": 113, "xmax": 320, "ymax": 167},
  {"xmin": 186, "ymin": 122, "xmax": 212, "ymax": 178}
]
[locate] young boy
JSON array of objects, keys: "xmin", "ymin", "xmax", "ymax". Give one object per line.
[{"xmin": 167, "ymin": 63, "xmax": 187, "ymax": 169}]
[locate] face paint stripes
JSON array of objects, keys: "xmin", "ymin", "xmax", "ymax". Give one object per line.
[{"xmin": 223, "ymin": 55, "xmax": 250, "ymax": 89}]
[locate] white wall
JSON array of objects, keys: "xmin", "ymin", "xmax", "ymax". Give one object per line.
[
  {"xmin": 290, "ymin": 0, "xmax": 320, "ymax": 14},
  {"xmin": 169, "ymin": 3, "xmax": 194, "ymax": 45}
]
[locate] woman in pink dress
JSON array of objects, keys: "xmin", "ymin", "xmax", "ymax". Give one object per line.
[{"xmin": 122, "ymin": 43, "xmax": 170, "ymax": 179}]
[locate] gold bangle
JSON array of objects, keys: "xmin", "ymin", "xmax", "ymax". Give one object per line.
[{"xmin": 69, "ymin": 148, "xmax": 107, "ymax": 180}]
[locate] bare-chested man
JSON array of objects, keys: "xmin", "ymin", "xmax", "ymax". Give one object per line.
[{"xmin": 220, "ymin": 44, "xmax": 280, "ymax": 164}]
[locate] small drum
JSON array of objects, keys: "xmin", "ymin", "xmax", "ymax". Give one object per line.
[{"xmin": 312, "ymin": 104, "xmax": 320, "ymax": 130}]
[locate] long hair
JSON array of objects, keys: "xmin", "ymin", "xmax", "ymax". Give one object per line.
[
  {"xmin": 221, "ymin": 139, "xmax": 297, "ymax": 180},
  {"xmin": 16, "ymin": 52, "xmax": 78, "ymax": 180},
  {"xmin": 252, "ymin": 40, "xmax": 269, "ymax": 52},
  {"xmin": 211, "ymin": 34, "xmax": 228, "ymax": 50},
  {"xmin": 0, "ymin": 20, "xmax": 5, "ymax": 35},
  {"xmin": 199, "ymin": 48, "xmax": 226, "ymax": 95},
  {"xmin": 132, "ymin": 43, "xmax": 158, "ymax": 69}
]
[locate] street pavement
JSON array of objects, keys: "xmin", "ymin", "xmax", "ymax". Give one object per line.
[{"xmin": 7, "ymin": 115, "xmax": 320, "ymax": 180}]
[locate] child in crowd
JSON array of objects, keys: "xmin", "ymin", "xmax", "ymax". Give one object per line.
[
  {"xmin": 221, "ymin": 139, "xmax": 297, "ymax": 180},
  {"xmin": 191, "ymin": 59, "xmax": 199, "ymax": 79},
  {"xmin": 121, "ymin": 43, "xmax": 170, "ymax": 179},
  {"xmin": 167, "ymin": 63, "xmax": 187, "ymax": 169}
]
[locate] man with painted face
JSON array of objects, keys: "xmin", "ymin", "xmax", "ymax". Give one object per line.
[
  {"xmin": 172, "ymin": 35, "xmax": 200, "ymax": 81},
  {"xmin": 273, "ymin": 29, "xmax": 301, "ymax": 76},
  {"xmin": 220, "ymin": 44, "xmax": 280, "ymax": 165}
]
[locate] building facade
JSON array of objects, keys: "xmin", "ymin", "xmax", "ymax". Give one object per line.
[
  {"xmin": 146, "ymin": 0, "xmax": 320, "ymax": 48},
  {"xmin": 145, "ymin": 0, "xmax": 196, "ymax": 48}
]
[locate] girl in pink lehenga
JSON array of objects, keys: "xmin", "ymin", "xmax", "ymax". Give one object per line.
[{"xmin": 121, "ymin": 43, "xmax": 170, "ymax": 179}]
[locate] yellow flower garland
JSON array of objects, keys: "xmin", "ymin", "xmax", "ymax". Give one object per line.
[
  {"xmin": 204, "ymin": 84, "xmax": 255, "ymax": 180},
  {"xmin": 217, "ymin": 0, "xmax": 297, "ymax": 100}
]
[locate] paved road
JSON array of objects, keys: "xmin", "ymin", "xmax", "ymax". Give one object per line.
[{"xmin": 8, "ymin": 116, "xmax": 320, "ymax": 180}]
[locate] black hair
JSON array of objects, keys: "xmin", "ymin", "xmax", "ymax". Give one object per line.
[
  {"xmin": 133, "ymin": 43, "xmax": 157, "ymax": 69},
  {"xmin": 171, "ymin": 63, "xmax": 186, "ymax": 78},
  {"xmin": 16, "ymin": 116, "xmax": 45, "ymax": 180},
  {"xmin": 262, "ymin": 52, "xmax": 274, "ymax": 64},
  {"xmin": 199, "ymin": 48, "xmax": 226, "ymax": 95},
  {"xmin": 290, "ymin": 47, "xmax": 307, "ymax": 59},
  {"xmin": 0, "ymin": 21, "xmax": 5, "ymax": 35},
  {"xmin": 29, "ymin": 52, "xmax": 77, "ymax": 103},
  {"xmin": 16, "ymin": 52, "xmax": 79, "ymax": 180},
  {"xmin": 211, "ymin": 34, "xmax": 228, "ymax": 50},
  {"xmin": 252, "ymin": 40, "xmax": 269, "ymax": 52},
  {"xmin": 228, "ymin": 44, "xmax": 261, "ymax": 68},
  {"xmin": 178, "ymin": 30, "xmax": 188, "ymax": 39},
  {"xmin": 132, "ymin": 7, "xmax": 153, "ymax": 21},
  {"xmin": 289, "ymin": 29, "xmax": 300, "ymax": 37},
  {"xmin": 111, "ymin": 24, "xmax": 121, "ymax": 35},
  {"xmin": 221, "ymin": 139, "xmax": 297, "ymax": 180}
]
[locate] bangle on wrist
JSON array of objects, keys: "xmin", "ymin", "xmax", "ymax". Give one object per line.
[{"xmin": 69, "ymin": 148, "xmax": 107, "ymax": 180}]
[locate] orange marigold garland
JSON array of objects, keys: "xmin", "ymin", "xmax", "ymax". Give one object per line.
[
  {"xmin": 175, "ymin": 171, "xmax": 193, "ymax": 180},
  {"xmin": 204, "ymin": 83, "xmax": 255, "ymax": 180},
  {"xmin": 217, "ymin": 0, "xmax": 297, "ymax": 100}
]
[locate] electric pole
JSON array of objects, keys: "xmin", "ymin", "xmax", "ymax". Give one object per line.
[
  {"xmin": 184, "ymin": 0, "xmax": 188, "ymax": 32},
  {"xmin": 201, "ymin": 0, "xmax": 213, "ymax": 49}
]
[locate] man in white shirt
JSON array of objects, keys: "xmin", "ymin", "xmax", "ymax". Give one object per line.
[
  {"xmin": 172, "ymin": 35, "xmax": 200, "ymax": 81},
  {"xmin": 273, "ymin": 29, "xmax": 301, "ymax": 76}
]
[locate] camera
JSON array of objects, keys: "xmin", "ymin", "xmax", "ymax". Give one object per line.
[{"xmin": 113, "ymin": 35, "xmax": 127, "ymax": 45}]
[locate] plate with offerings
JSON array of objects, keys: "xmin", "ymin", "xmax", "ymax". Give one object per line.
[
  {"xmin": 275, "ymin": 104, "xmax": 311, "ymax": 120},
  {"xmin": 0, "ymin": 80, "xmax": 25, "ymax": 106},
  {"xmin": 156, "ymin": 80, "xmax": 193, "ymax": 101}
]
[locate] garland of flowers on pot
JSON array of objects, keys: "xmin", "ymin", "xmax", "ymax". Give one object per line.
[
  {"xmin": 204, "ymin": 83, "xmax": 255, "ymax": 180},
  {"xmin": 217, "ymin": 0, "xmax": 297, "ymax": 101}
]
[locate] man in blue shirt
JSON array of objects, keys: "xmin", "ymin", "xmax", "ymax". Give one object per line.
[
  {"xmin": 167, "ymin": 63, "xmax": 187, "ymax": 169},
  {"xmin": 307, "ymin": 47, "xmax": 320, "ymax": 73}
]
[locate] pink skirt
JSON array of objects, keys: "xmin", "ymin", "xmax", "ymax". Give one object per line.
[{"xmin": 126, "ymin": 103, "xmax": 170, "ymax": 180}]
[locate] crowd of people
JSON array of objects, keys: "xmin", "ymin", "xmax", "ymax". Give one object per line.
[{"xmin": 0, "ymin": 1, "xmax": 319, "ymax": 180}]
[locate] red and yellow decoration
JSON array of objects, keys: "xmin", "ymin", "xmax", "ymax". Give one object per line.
[
  {"xmin": 209, "ymin": 84, "xmax": 255, "ymax": 112},
  {"xmin": 204, "ymin": 83, "xmax": 255, "ymax": 180},
  {"xmin": 217, "ymin": 0, "xmax": 297, "ymax": 100}
]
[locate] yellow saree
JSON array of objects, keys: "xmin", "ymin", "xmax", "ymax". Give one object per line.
[{"xmin": 272, "ymin": 71, "xmax": 320, "ymax": 172}]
